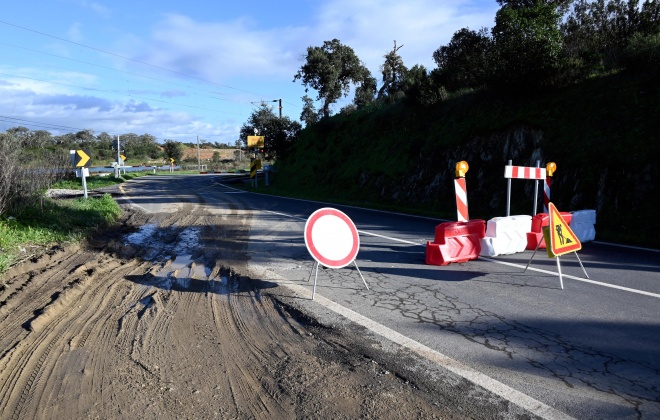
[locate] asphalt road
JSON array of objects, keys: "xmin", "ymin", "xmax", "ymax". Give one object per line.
[{"xmin": 118, "ymin": 174, "xmax": 660, "ymax": 419}]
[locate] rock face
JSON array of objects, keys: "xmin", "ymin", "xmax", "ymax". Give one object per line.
[{"xmin": 356, "ymin": 125, "xmax": 656, "ymax": 246}]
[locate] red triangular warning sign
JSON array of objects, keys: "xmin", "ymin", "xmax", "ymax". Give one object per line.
[{"xmin": 548, "ymin": 203, "xmax": 581, "ymax": 256}]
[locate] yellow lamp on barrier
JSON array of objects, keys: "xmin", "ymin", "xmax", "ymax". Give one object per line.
[
  {"xmin": 546, "ymin": 162, "xmax": 556, "ymax": 177},
  {"xmin": 455, "ymin": 161, "xmax": 469, "ymax": 178}
]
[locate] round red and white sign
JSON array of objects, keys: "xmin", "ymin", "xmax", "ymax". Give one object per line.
[{"xmin": 304, "ymin": 208, "xmax": 360, "ymax": 269}]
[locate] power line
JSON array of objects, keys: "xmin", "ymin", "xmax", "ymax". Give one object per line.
[
  {"xmin": 0, "ymin": 71, "xmax": 248, "ymax": 117},
  {"xmin": 0, "ymin": 43, "xmax": 251, "ymax": 105},
  {"xmin": 0, "ymin": 20, "xmax": 277, "ymax": 99},
  {"xmin": 0, "ymin": 115, "xmax": 97, "ymax": 134}
]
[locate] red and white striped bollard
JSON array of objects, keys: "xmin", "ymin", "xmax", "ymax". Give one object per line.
[{"xmin": 455, "ymin": 161, "xmax": 469, "ymax": 222}]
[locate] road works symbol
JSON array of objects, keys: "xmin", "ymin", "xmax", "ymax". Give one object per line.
[
  {"xmin": 304, "ymin": 208, "xmax": 368, "ymax": 300},
  {"xmin": 524, "ymin": 202, "xmax": 589, "ymax": 289},
  {"xmin": 548, "ymin": 202, "xmax": 581, "ymax": 256}
]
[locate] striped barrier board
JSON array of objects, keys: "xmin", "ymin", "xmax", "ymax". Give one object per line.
[
  {"xmin": 454, "ymin": 178, "xmax": 469, "ymax": 222},
  {"xmin": 504, "ymin": 166, "xmax": 546, "ymax": 180}
]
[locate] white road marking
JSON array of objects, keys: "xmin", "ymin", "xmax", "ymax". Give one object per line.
[
  {"xmin": 261, "ymin": 208, "xmax": 660, "ymax": 299},
  {"xmin": 480, "ymin": 256, "xmax": 660, "ymax": 299},
  {"xmin": 262, "ymin": 275, "xmax": 574, "ymax": 420}
]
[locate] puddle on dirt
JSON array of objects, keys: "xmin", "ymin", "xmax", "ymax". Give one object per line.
[
  {"xmin": 172, "ymin": 228, "xmax": 202, "ymax": 255},
  {"xmin": 124, "ymin": 225, "xmax": 203, "ymax": 259},
  {"xmin": 124, "ymin": 227, "xmax": 231, "ymax": 294},
  {"xmin": 124, "ymin": 223, "xmax": 159, "ymax": 247}
]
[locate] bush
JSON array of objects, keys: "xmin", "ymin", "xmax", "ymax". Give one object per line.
[
  {"xmin": 623, "ymin": 32, "xmax": 660, "ymax": 73},
  {"xmin": 0, "ymin": 133, "xmax": 69, "ymax": 217}
]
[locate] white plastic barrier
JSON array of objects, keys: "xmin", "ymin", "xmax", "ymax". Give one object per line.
[
  {"xmin": 570, "ymin": 209, "xmax": 596, "ymax": 243},
  {"xmin": 480, "ymin": 215, "xmax": 532, "ymax": 257}
]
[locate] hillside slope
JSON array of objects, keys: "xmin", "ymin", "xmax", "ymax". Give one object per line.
[{"xmin": 275, "ymin": 71, "xmax": 659, "ymax": 247}]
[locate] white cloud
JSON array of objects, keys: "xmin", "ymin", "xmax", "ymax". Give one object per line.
[
  {"xmin": 122, "ymin": 1, "xmax": 497, "ymax": 89},
  {"xmin": 313, "ymin": 0, "xmax": 498, "ymax": 75},
  {"xmin": 1, "ymin": 1, "xmax": 500, "ymax": 141},
  {"xmin": 130, "ymin": 14, "xmax": 307, "ymax": 83}
]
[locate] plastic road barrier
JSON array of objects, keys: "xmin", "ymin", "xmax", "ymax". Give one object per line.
[
  {"xmin": 480, "ymin": 215, "xmax": 532, "ymax": 257},
  {"xmin": 569, "ymin": 210, "xmax": 597, "ymax": 243},
  {"xmin": 426, "ymin": 220, "xmax": 486, "ymax": 266}
]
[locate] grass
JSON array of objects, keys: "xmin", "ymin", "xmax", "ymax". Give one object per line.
[
  {"xmin": 0, "ymin": 194, "xmax": 122, "ymax": 275},
  {"xmin": 1, "ymin": 166, "xmax": 257, "ymax": 276}
]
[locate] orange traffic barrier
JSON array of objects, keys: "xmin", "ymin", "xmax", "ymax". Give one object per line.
[{"xmin": 426, "ymin": 220, "xmax": 486, "ymax": 266}]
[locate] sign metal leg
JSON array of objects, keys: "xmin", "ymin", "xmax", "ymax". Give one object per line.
[
  {"xmin": 556, "ymin": 256, "xmax": 564, "ymax": 290},
  {"xmin": 312, "ymin": 262, "xmax": 320, "ymax": 300},
  {"xmin": 352, "ymin": 260, "xmax": 369, "ymax": 290},
  {"xmin": 523, "ymin": 237, "xmax": 543, "ymax": 273},
  {"xmin": 574, "ymin": 252, "xmax": 589, "ymax": 279}
]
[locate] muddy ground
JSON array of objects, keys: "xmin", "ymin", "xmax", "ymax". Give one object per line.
[{"xmin": 0, "ymin": 195, "xmax": 529, "ymax": 419}]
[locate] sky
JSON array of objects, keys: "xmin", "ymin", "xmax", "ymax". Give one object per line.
[{"xmin": 0, "ymin": 0, "xmax": 499, "ymax": 144}]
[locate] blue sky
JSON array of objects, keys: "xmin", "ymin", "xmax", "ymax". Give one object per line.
[{"xmin": 0, "ymin": 0, "xmax": 499, "ymax": 144}]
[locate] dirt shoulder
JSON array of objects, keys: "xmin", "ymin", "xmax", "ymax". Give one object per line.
[{"xmin": 0, "ymin": 196, "xmax": 535, "ymax": 419}]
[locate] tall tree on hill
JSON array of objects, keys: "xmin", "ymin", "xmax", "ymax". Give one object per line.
[
  {"xmin": 378, "ymin": 41, "xmax": 408, "ymax": 102},
  {"xmin": 353, "ymin": 74, "xmax": 377, "ymax": 109},
  {"xmin": 294, "ymin": 39, "xmax": 372, "ymax": 118},
  {"xmin": 300, "ymin": 95, "xmax": 320, "ymax": 126},
  {"xmin": 491, "ymin": 0, "xmax": 564, "ymax": 90},
  {"xmin": 562, "ymin": 0, "xmax": 660, "ymax": 74},
  {"xmin": 433, "ymin": 27, "xmax": 493, "ymax": 91}
]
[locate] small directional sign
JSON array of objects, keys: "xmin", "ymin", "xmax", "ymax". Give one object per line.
[
  {"xmin": 548, "ymin": 202, "xmax": 581, "ymax": 256},
  {"xmin": 120, "ymin": 154, "xmax": 126, "ymax": 162},
  {"xmin": 71, "ymin": 149, "xmax": 92, "ymax": 167}
]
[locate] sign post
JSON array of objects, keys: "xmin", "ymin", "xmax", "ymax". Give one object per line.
[
  {"xmin": 504, "ymin": 161, "xmax": 547, "ymax": 216},
  {"xmin": 248, "ymin": 136, "xmax": 264, "ymax": 188},
  {"xmin": 70, "ymin": 149, "xmax": 92, "ymax": 199},
  {"xmin": 304, "ymin": 208, "xmax": 368, "ymax": 300}
]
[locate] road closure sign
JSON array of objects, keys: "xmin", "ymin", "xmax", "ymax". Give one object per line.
[
  {"xmin": 304, "ymin": 208, "xmax": 360, "ymax": 269},
  {"xmin": 548, "ymin": 202, "xmax": 581, "ymax": 256}
]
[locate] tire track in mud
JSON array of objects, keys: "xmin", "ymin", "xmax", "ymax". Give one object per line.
[{"xmin": 0, "ymin": 179, "xmax": 471, "ymax": 419}]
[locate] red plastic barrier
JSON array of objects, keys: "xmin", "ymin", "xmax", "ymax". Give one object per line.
[
  {"xmin": 526, "ymin": 212, "xmax": 572, "ymax": 250},
  {"xmin": 426, "ymin": 220, "xmax": 486, "ymax": 266}
]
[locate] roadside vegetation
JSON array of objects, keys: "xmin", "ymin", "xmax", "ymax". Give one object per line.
[
  {"xmin": 2, "ymin": 0, "xmax": 658, "ymax": 274},
  {"xmin": 0, "ymin": 194, "xmax": 121, "ymax": 274}
]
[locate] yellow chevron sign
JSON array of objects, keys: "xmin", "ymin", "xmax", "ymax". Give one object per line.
[{"xmin": 72, "ymin": 149, "xmax": 91, "ymax": 167}]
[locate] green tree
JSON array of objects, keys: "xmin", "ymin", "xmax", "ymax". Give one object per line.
[
  {"xmin": 353, "ymin": 74, "xmax": 377, "ymax": 109},
  {"xmin": 492, "ymin": 0, "xmax": 564, "ymax": 90},
  {"xmin": 30, "ymin": 130, "xmax": 53, "ymax": 148},
  {"xmin": 300, "ymin": 95, "xmax": 320, "ymax": 126},
  {"xmin": 294, "ymin": 39, "xmax": 371, "ymax": 118},
  {"xmin": 7, "ymin": 127, "xmax": 30, "ymax": 146},
  {"xmin": 433, "ymin": 27, "xmax": 493, "ymax": 91},
  {"xmin": 562, "ymin": 0, "xmax": 660, "ymax": 75},
  {"xmin": 162, "ymin": 140, "xmax": 184, "ymax": 164},
  {"xmin": 239, "ymin": 103, "xmax": 301, "ymax": 160},
  {"xmin": 405, "ymin": 65, "xmax": 446, "ymax": 106},
  {"xmin": 378, "ymin": 41, "xmax": 408, "ymax": 102}
]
